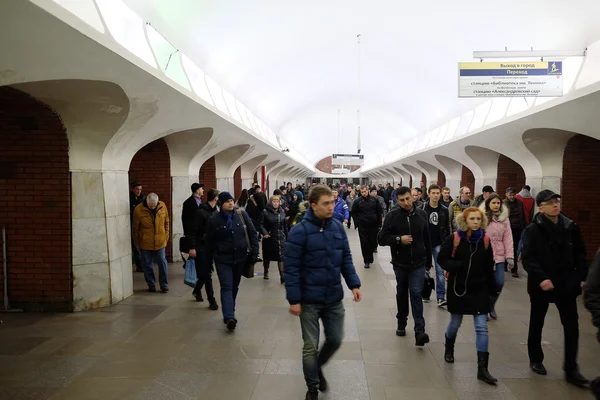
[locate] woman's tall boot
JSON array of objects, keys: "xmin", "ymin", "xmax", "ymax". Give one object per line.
[
  {"xmin": 263, "ymin": 260, "xmax": 269, "ymax": 280},
  {"xmin": 277, "ymin": 262, "xmax": 284, "ymax": 284}
]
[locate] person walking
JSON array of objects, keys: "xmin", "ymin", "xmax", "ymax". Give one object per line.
[
  {"xmin": 182, "ymin": 183, "xmax": 204, "ymax": 236},
  {"xmin": 345, "ymin": 189, "xmax": 357, "ymax": 229},
  {"xmin": 132, "ymin": 193, "xmax": 170, "ymax": 293},
  {"xmin": 331, "ymin": 188, "xmax": 349, "ymax": 226},
  {"xmin": 449, "ymin": 187, "xmax": 474, "ymax": 231},
  {"xmin": 259, "ymin": 195, "xmax": 288, "ymax": 283},
  {"xmin": 205, "ymin": 192, "xmax": 259, "ymax": 331},
  {"xmin": 284, "ymin": 185, "xmax": 362, "ymax": 400},
  {"xmin": 419, "ymin": 184, "xmax": 451, "ymax": 307},
  {"xmin": 479, "ymin": 193, "xmax": 513, "ymax": 320},
  {"xmin": 352, "ymin": 186, "xmax": 383, "ymax": 268},
  {"xmin": 504, "ymin": 187, "xmax": 526, "ymax": 278},
  {"xmin": 129, "ymin": 182, "xmax": 144, "ymax": 272},
  {"xmin": 188, "ymin": 188, "xmax": 219, "ymax": 310},
  {"xmin": 437, "ymin": 207, "xmax": 497, "ymax": 385},
  {"xmin": 521, "ymin": 190, "xmax": 589, "ymax": 387},
  {"xmin": 378, "ymin": 186, "xmax": 432, "ymax": 345},
  {"xmin": 583, "ymin": 248, "xmax": 600, "ymax": 398}
]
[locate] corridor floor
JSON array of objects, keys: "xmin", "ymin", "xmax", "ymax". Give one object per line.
[{"xmin": 0, "ymin": 228, "xmax": 598, "ymax": 400}]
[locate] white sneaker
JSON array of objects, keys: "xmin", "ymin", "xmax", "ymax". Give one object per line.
[{"xmin": 437, "ymin": 298, "xmax": 447, "ymax": 307}]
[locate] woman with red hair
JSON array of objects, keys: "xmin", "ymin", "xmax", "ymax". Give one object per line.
[{"xmin": 438, "ymin": 206, "xmax": 497, "ymax": 385}]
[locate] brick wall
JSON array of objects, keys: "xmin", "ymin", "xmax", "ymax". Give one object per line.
[
  {"xmin": 409, "ymin": 176, "xmax": 413, "ymax": 188},
  {"xmin": 253, "ymin": 171, "xmax": 258, "ymax": 185},
  {"xmin": 0, "ymin": 87, "xmax": 71, "ymax": 310},
  {"xmin": 128, "ymin": 138, "xmax": 172, "ymax": 260},
  {"xmin": 562, "ymin": 134, "xmax": 600, "ymax": 259},
  {"xmin": 496, "ymin": 154, "xmax": 526, "ymax": 196},
  {"xmin": 315, "ymin": 156, "xmax": 361, "ymax": 174},
  {"xmin": 199, "ymin": 157, "xmax": 217, "ymax": 196},
  {"xmin": 460, "ymin": 165, "xmax": 475, "ymax": 195},
  {"xmin": 234, "ymin": 166, "xmax": 242, "ymax": 199},
  {"xmin": 421, "ymin": 173, "xmax": 427, "ymax": 187},
  {"xmin": 437, "ymin": 170, "xmax": 447, "ymax": 188}
]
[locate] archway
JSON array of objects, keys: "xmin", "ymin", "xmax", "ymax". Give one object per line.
[
  {"xmin": 199, "ymin": 157, "xmax": 217, "ymax": 194},
  {"xmin": 0, "ymin": 86, "xmax": 71, "ymax": 310},
  {"xmin": 496, "ymin": 154, "xmax": 526, "ymax": 197},
  {"xmin": 461, "ymin": 166, "xmax": 475, "ymax": 195},
  {"xmin": 437, "ymin": 170, "xmax": 447, "ymax": 188}
]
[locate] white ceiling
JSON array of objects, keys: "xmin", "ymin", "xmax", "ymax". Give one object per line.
[{"xmin": 123, "ymin": 0, "xmax": 600, "ymax": 166}]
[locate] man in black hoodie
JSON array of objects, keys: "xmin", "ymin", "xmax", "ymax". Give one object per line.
[
  {"xmin": 352, "ymin": 186, "xmax": 383, "ymax": 269},
  {"xmin": 522, "ymin": 190, "xmax": 589, "ymax": 388},
  {"xmin": 378, "ymin": 186, "xmax": 432, "ymax": 346},
  {"xmin": 584, "ymin": 249, "xmax": 600, "ymax": 398},
  {"xmin": 188, "ymin": 189, "xmax": 220, "ymax": 310}
]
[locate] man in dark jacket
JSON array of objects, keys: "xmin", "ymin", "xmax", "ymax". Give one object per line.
[
  {"xmin": 129, "ymin": 182, "xmax": 144, "ymax": 272},
  {"xmin": 284, "ymin": 185, "xmax": 362, "ymax": 400},
  {"xmin": 420, "ymin": 184, "xmax": 451, "ymax": 306},
  {"xmin": 181, "ymin": 183, "xmax": 204, "ymax": 236},
  {"xmin": 205, "ymin": 192, "xmax": 259, "ymax": 331},
  {"xmin": 522, "ymin": 190, "xmax": 589, "ymax": 387},
  {"xmin": 504, "ymin": 187, "xmax": 527, "ymax": 277},
  {"xmin": 352, "ymin": 186, "xmax": 383, "ymax": 269},
  {"xmin": 378, "ymin": 186, "xmax": 433, "ymax": 346},
  {"xmin": 188, "ymin": 188, "xmax": 219, "ymax": 310},
  {"xmin": 584, "ymin": 249, "xmax": 600, "ymax": 398}
]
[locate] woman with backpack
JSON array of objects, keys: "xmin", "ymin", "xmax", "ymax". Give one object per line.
[
  {"xmin": 437, "ymin": 206, "xmax": 497, "ymax": 385},
  {"xmin": 479, "ymin": 193, "xmax": 514, "ymax": 320}
]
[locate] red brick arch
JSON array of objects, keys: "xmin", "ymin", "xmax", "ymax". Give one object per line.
[
  {"xmin": 129, "ymin": 138, "xmax": 172, "ymax": 260},
  {"xmin": 437, "ymin": 170, "xmax": 447, "ymax": 188},
  {"xmin": 496, "ymin": 154, "xmax": 526, "ymax": 196},
  {"xmin": 0, "ymin": 87, "xmax": 71, "ymax": 310},
  {"xmin": 234, "ymin": 166, "xmax": 242, "ymax": 199},
  {"xmin": 562, "ymin": 134, "xmax": 600, "ymax": 259},
  {"xmin": 200, "ymin": 156, "xmax": 217, "ymax": 192},
  {"xmin": 460, "ymin": 166, "xmax": 475, "ymax": 195}
]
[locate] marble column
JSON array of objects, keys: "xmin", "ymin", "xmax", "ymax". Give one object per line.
[
  {"xmin": 217, "ymin": 177, "xmax": 234, "ymax": 193},
  {"xmin": 446, "ymin": 179, "xmax": 461, "ymax": 200},
  {"xmin": 481, "ymin": 178, "xmax": 497, "ymax": 193},
  {"xmin": 242, "ymin": 178, "xmax": 253, "ymax": 191}
]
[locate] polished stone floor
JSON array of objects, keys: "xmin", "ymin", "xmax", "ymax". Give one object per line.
[{"xmin": 0, "ymin": 228, "xmax": 598, "ymax": 400}]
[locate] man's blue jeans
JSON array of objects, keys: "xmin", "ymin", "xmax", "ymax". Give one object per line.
[
  {"xmin": 494, "ymin": 262, "xmax": 505, "ymax": 294},
  {"xmin": 446, "ymin": 313, "xmax": 489, "ymax": 352},
  {"xmin": 394, "ymin": 265, "xmax": 426, "ymax": 333},
  {"xmin": 140, "ymin": 248, "xmax": 168, "ymax": 288},
  {"xmin": 300, "ymin": 302, "xmax": 345, "ymax": 390},
  {"xmin": 432, "ymin": 245, "xmax": 446, "ymax": 300},
  {"xmin": 215, "ymin": 261, "xmax": 245, "ymax": 323}
]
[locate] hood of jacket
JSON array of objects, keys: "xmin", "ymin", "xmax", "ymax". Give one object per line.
[
  {"xmin": 303, "ymin": 204, "xmax": 333, "ymax": 227},
  {"xmin": 294, "ymin": 191, "xmax": 304, "ymax": 202},
  {"xmin": 518, "ymin": 188, "xmax": 533, "ymax": 198},
  {"xmin": 532, "ymin": 211, "xmax": 574, "ymax": 230},
  {"xmin": 455, "ymin": 210, "xmax": 489, "ymax": 231},
  {"xmin": 479, "ymin": 203, "xmax": 508, "ymax": 222},
  {"xmin": 199, "ymin": 202, "xmax": 217, "ymax": 213},
  {"xmin": 266, "ymin": 203, "xmax": 283, "ymax": 214}
]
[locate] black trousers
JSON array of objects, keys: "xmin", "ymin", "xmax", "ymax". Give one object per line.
[
  {"xmin": 528, "ymin": 295, "xmax": 579, "ymax": 372},
  {"xmin": 347, "ymin": 212, "xmax": 352, "ymax": 228},
  {"xmin": 192, "ymin": 251, "xmax": 216, "ymax": 303},
  {"xmin": 358, "ymin": 226, "xmax": 378, "ymax": 264},
  {"xmin": 511, "ymin": 228, "xmax": 522, "ymax": 271}
]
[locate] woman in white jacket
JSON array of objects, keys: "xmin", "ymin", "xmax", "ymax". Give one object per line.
[{"xmin": 479, "ymin": 193, "xmax": 514, "ymax": 320}]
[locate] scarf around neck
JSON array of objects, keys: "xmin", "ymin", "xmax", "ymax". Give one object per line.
[
  {"xmin": 457, "ymin": 228, "xmax": 486, "ymax": 244},
  {"xmin": 221, "ymin": 210, "xmax": 234, "ymax": 231}
]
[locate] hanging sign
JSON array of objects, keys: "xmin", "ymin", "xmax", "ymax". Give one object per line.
[
  {"xmin": 332, "ymin": 154, "xmax": 364, "ymax": 166},
  {"xmin": 458, "ymin": 61, "xmax": 563, "ymax": 98}
]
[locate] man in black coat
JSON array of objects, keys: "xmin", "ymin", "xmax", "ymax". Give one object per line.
[
  {"xmin": 351, "ymin": 186, "xmax": 383, "ymax": 269},
  {"xmin": 188, "ymin": 188, "xmax": 219, "ymax": 310},
  {"xmin": 129, "ymin": 182, "xmax": 144, "ymax": 272},
  {"xmin": 584, "ymin": 249, "xmax": 600, "ymax": 398},
  {"xmin": 378, "ymin": 186, "xmax": 432, "ymax": 346},
  {"xmin": 182, "ymin": 183, "xmax": 204, "ymax": 237},
  {"xmin": 522, "ymin": 190, "xmax": 589, "ymax": 387}
]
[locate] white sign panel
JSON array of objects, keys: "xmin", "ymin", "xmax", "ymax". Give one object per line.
[
  {"xmin": 332, "ymin": 154, "xmax": 364, "ymax": 166},
  {"xmin": 331, "ymin": 168, "xmax": 350, "ymax": 174},
  {"xmin": 459, "ymin": 61, "xmax": 563, "ymax": 98}
]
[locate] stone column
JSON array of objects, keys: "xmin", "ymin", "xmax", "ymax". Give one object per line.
[
  {"xmin": 217, "ymin": 177, "xmax": 234, "ymax": 193},
  {"xmin": 242, "ymin": 178, "xmax": 253, "ymax": 191},
  {"xmin": 481, "ymin": 178, "xmax": 497, "ymax": 193},
  {"xmin": 446, "ymin": 179, "xmax": 461, "ymax": 199}
]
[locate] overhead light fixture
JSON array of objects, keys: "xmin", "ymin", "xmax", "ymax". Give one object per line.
[{"xmin": 473, "ymin": 49, "xmax": 586, "ymax": 59}]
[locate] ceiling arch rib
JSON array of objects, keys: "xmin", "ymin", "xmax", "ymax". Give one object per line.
[{"xmin": 464, "ymin": 145, "xmax": 500, "ymax": 180}]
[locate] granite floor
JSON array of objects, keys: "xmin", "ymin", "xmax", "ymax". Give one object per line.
[{"xmin": 0, "ymin": 228, "xmax": 598, "ymax": 400}]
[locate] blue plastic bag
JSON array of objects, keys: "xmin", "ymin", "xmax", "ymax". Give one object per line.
[{"xmin": 184, "ymin": 258, "xmax": 197, "ymax": 288}]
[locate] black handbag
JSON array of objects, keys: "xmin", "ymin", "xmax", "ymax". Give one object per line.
[
  {"xmin": 237, "ymin": 210, "xmax": 255, "ymax": 278},
  {"xmin": 179, "ymin": 236, "xmax": 192, "ymax": 253}
]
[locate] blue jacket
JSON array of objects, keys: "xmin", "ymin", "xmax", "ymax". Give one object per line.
[
  {"xmin": 333, "ymin": 196, "xmax": 349, "ymax": 223},
  {"xmin": 284, "ymin": 207, "xmax": 361, "ymax": 305},
  {"xmin": 205, "ymin": 209, "xmax": 259, "ymax": 265}
]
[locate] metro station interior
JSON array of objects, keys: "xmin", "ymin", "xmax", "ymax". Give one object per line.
[{"xmin": 1, "ymin": 1, "xmax": 600, "ymax": 399}]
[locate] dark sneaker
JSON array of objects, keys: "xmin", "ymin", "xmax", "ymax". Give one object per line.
[
  {"xmin": 437, "ymin": 298, "xmax": 447, "ymax": 307},
  {"xmin": 373, "ymin": 248, "xmax": 378, "ymax": 253},
  {"xmin": 305, "ymin": 388, "xmax": 318, "ymax": 400},
  {"xmin": 364, "ymin": 263, "xmax": 371, "ymax": 269},
  {"xmin": 590, "ymin": 377, "xmax": 600, "ymax": 397},
  {"xmin": 415, "ymin": 332, "xmax": 430, "ymax": 347},
  {"xmin": 148, "ymin": 286, "xmax": 156, "ymax": 293},
  {"xmin": 209, "ymin": 302, "xmax": 219, "ymax": 311},
  {"xmin": 396, "ymin": 328, "xmax": 406, "ymax": 337},
  {"xmin": 160, "ymin": 286, "xmax": 169, "ymax": 293},
  {"xmin": 318, "ymin": 368, "xmax": 328, "ymax": 392},
  {"xmin": 512, "ymin": 271, "xmax": 520, "ymax": 278},
  {"xmin": 566, "ymin": 370, "xmax": 589, "ymax": 388},
  {"xmin": 194, "ymin": 293, "xmax": 204, "ymax": 302},
  {"xmin": 226, "ymin": 319, "xmax": 237, "ymax": 332},
  {"xmin": 530, "ymin": 362, "xmax": 547, "ymax": 375}
]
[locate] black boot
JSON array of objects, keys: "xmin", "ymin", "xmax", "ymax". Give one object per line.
[
  {"xmin": 263, "ymin": 261, "xmax": 269, "ymax": 280},
  {"xmin": 477, "ymin": 351, "xmax": 498, "ymax": 385},
  {"xmin": 305, "ymin": 388, "xmax": 318, "ymax": 400},
  {"xmin": 444, "ymin": 334, "xmax": 455, "ymax": 363},
  {"xmin": 489, "ymin": 294, "xmax": 499, "ymax": 320},
  {"xmin": 278, "ymin": 262, "xmax": 284, "ymax": 284}
]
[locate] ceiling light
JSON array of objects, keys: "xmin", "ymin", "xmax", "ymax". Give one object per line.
[{"xmin": 473, "ymin": 49, "xmax": 586, "ymax": 59}]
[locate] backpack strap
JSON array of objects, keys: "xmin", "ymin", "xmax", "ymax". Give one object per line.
[
  {"xmin": 451, "ymin": 231, "xmax": 461, "ymax": 258},
  {"xmin": 483, "ymin": 233, "xmax": 490, "ymax": 250}
]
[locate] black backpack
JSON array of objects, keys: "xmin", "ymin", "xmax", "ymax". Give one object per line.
[{"xmin": 422, "ymin": 270, "xmax": 435, "ymax": 300}]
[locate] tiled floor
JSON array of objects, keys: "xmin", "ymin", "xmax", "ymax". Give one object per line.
[{"xmin": 1, "ymin": 228, "xmax": 598, "ymax": 399}]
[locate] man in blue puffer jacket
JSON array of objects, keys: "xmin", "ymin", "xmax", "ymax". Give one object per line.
[
  {"xmin": 284, "ymin": 185, "xmax": 362, "ymax": 400},
  {"xmin": 331, "ymin": 188, "xmax": 349, "ymax": 225}
]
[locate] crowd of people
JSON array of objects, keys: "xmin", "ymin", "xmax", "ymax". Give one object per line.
[{"xmin": 128, "ymin": 180, "xmax": 600, "ymax": 400}]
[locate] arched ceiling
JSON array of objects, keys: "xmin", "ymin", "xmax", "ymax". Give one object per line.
[{"xmin": 123, "ymin": 0, "xmax": 600, "ymax": 167}]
